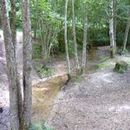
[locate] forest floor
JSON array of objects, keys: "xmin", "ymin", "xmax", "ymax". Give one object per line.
[
  {"xmin": 0, "ymin": 31, "xmax": 130, "ymax": 130},
  {"xmin": 45, "ymin": 50, "xmax": 130, "ymax": 130},
  {"xmin": 47, "ymin": 61, "xmax": 130, "ymax": 130}
]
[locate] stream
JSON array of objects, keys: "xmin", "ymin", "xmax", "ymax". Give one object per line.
[{"xmin": 31, "ymin": 46, "xmax": 110, "ymax": 122}]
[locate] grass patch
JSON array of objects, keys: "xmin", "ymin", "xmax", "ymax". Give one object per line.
[
  {"xmin": 29, "ymin": 122, "xmax": 54, "ymax": 130},
  {"xmin": 99, "ymin": 57, "xmax": 110, "ymax": 62},
  {"xmin": 97, "ymin": 62, "xmax": 110, "ymax": 69},
  {"xmin": 96, "ymin": 57, "xmax": 112, "ymax": 69}
]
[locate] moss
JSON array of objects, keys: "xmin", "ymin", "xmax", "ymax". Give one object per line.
[
  {"xmin": 114, "ymin": 61, "xmax": 128, "ymax": 73},
  {"xmin": 29, "ymin": 122, "xmax": 54, "ymax": 130}
]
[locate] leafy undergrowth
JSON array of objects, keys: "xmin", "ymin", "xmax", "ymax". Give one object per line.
[
  {"xmin": 32, "ymin": 44, "xmax": 42, "ymax": 59},
  {"xmin": 33, "ymin": 61, "xmax": 54, "ymax": 78}
]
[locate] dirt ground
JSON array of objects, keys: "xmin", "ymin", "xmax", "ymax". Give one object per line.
[{"xmin": 46, "ymin": 68, "xmax": 130, "ymax": 130}]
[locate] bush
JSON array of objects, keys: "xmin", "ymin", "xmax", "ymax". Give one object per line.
[
  {"xmin": 114, "ymin": 61, "xmax": 128, "ymax": 73},
  {"xmin": 32, "ymin": 43, "xmax": 42, "ymax": 59},
  {"xmin": 34, "ymin": 62, "xmax": 54, "ymax": 78}
]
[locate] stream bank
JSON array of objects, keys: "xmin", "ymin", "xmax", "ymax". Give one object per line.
[{"xmin": 0, "ymin": 32, "xmax": 130, "ymax": 129}]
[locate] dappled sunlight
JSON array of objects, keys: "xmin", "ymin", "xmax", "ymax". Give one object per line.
[
  {"xmin": 109, "ymin": 105, "xmax": 130, "ymax": 112},
  {"xmin": 0, "ymin": 30, "xmax": 4, "ymax": 40},
  {"xmin": 99, "ymin": 73, "xmax": 113, "ymax": 83}
]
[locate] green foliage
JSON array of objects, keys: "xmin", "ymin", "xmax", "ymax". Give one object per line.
[
  {"xmin": 38, "ymin": 67, "xmax": 54, "ymax": 78},
  {"xmin": 34, "ymin": 63, "xmax": 54, "ymax": 78},
  {"xmin": 3, "ymin": 0, "xmax": 130, "ymax": 56},
  {"xmin": 68, "ymin": 40, "xmax": 75, "ymax": 56},
  {"xmin": 97, "ymin": 62, "xmax": 110, "ymax": 69},
  {"xmin": 32, "ymin": 44, "xmax": 42, "ymax": 59},
  {"xmin": 97, "ymin": 57, "xmax": 112, "ymax": 69},
  {"xmin": 29, "ymin": 122, "xmax": 54, "ymax": 130}
]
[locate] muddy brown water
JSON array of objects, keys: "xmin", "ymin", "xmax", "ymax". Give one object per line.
[{"xmin": 32, "ymin": 74, "xmax": 68, "ymax": 122}]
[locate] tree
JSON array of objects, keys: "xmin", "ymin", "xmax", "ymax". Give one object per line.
[
  {"xmin": 1, "ymin": 0, "xmax": 32, "ymax": 129},
  {"xmin": 64, "ymin": 0, "xmax": 71, "ymax": 74},
  {"xmin": 82, "ymin": 3, "xmax": 88, "ymax": 73},
  {"xmin": 1, "ymin": 0, "xmax": 22, "ymax": 129},
  {"xmin": 123, "ymin": 9, "xmax": 130, "ymax": 51},
  {"xmin": 31, "ymin": 0, "xmax": 62, "ymax": 62},
  {"xmin": 10, "ymin": 0, "xmax": 16, "ymax": 55},
  {"xmin": 109, "ymin": 0, "xmax": 116, "ymax": 58},
  {"xmin": 22, "ymin": 0, "xmax": 32, "ymax": 129},
  {"xmin": 72, "ymin": 0, "xmax": 80, "ymax": 70}
]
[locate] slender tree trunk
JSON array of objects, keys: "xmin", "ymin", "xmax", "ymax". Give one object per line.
[
  {"xmin": 10, "ymin": 0, "xmax": 16, "ymax": 55},
  {"xmin": 72, "ymin": 0, "xmax": 79, "ymax": 70},
  {"xmin": 123, "ymin": 10, "xmax": 130, "ymax": 51},
  {"xmin": 109, "ymin": 0, "xmax": 116, "ymax": 58},
  {"xmin": 22, "ymin": 0, "xmax": 32, "ymax": 129},
  {"xmin": 1, "ymin": 0, "xmax": 21, "ymax": 130},
  {"xmin": 82, "ymin": 8, "xmax": 88, "ymax": 73},
  {"xmin": 10, "ymin": 1, "xmax": 23, "ymax": 124},
  {"xmin": 114, "ymin": 0, "xmax": 117, "ymax": 49},
  {"xmin": 65, "ymin": 0, "xmax": 71, "ymax": 74}
]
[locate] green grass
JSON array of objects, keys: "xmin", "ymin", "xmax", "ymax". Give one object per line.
[
  {"xmin": 96, "ymin": 57, "xmax": 112, "ymax": 69},
  {"xmin": 97, "ymin": 62, "xmax": 110, "ymax": 69},
  {"xmin": 99, "ymin": 57, "xmax": 110, "ymax": 63},
  {"xmin": 29, "ymin": 122, "xmax": 54, "ymax": 130}
]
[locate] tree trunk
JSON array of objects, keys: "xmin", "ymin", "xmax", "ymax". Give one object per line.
[
  {"xmin": 109, "ymin": 0, "xmax": 116, "ymax": 58},
  {"xmin": 10, "ymin": 0, "xmax": 16, "ymax": 56},
  {"xmin": 72, "ymin": 0, "xmax": 79, "ymax": 70},
  {"xmin": 82, "ymin": 6, "xmax": 88, "ymax": 73},
  {"xmin": 123, "ymin": 10, "xmax": 130, "ymax": 51},
  {"xmin": 22, "ymin": 0, "xmax": 32, "ymax": 129},
  {"xmin": 10, "ymin": 1, "xmax": 23, "ymax": 124},
  {"xmin": 114, "ymin": 0, "xmax": 117, "ymax": 49},
  {"xmin": 1, "ymin": 0, "xmax": 21, "ymax": 130},
  {"xmin": 65, "ymin": 0, "xmax": 71, "ymax": 74}
]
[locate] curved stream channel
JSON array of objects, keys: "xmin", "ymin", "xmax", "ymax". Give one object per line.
[{"xmin": 32, "ymin": 46, "xmax": 110, "ymax": 122}]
